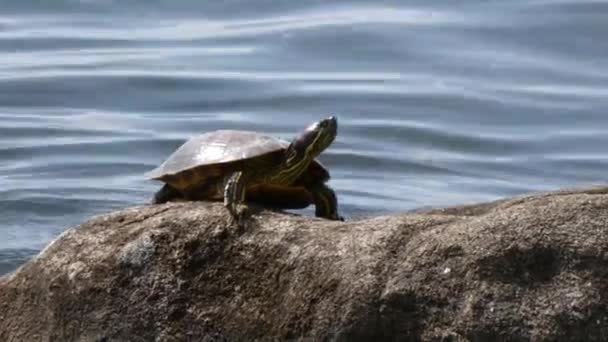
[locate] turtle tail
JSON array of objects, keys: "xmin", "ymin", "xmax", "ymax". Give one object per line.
[{"xmin": 152, "ymin": 184, "xmax": 182, "ymax": 204}]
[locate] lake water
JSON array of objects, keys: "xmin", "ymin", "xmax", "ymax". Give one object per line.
[{"xmin": 1, "ymin": 0, "xmax": 607, "ymax": 275}]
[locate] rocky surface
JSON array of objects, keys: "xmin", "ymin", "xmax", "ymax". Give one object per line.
[{"xmin": 2, "ymin": 186, "xmax": 608, "ymax": 341}]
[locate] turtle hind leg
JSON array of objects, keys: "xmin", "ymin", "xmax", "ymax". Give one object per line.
[
  {"xmin": 152, "ymin": 184, "xmax": 182, "ymax": 204},
  {"xmin": 309, "ymin": 183, "xmax": 343, "ymax": 221}
]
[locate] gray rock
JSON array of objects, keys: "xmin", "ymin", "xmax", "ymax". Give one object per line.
[{"xmin": 2, "ymin": 186, "xmax": 608, "ymax": 341}]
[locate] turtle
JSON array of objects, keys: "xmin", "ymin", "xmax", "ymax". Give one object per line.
[{"xmin": 145, "ymin": 116, "xmax": 343, "ymax": 221}]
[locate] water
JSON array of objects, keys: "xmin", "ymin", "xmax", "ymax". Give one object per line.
[{"xmin": 1, "ymin": 0, "xmax": 607, "ymax": 275}]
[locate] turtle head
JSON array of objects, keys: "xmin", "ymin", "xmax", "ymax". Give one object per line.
[{"xmin": 285, "ymin": 116, "xmax": 337, "ymax": 167}]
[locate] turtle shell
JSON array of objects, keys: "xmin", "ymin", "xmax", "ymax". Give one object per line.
[{"xmin": 146, "ymin": 130, "xmax": 330, "ymax": 197}]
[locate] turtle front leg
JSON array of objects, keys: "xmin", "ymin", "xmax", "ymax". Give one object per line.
[
  {"xmin": 223, "ymin": 171, "xmax": 248, "ymax": 224},
  {"xmin": 309, "ymin": 183, "xmax": 344, "ymax": 221}
]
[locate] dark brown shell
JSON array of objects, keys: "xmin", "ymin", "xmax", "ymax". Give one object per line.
[{"xmin": 145, "ymin": 130, "xmax": 329, "ymax": 192}]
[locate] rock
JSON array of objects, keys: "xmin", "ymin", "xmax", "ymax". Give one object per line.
[{"xmin": 2, "ymin": 186, "xmax": 608, "ymax": 341}]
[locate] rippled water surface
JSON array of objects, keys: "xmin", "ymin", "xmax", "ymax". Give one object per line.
[{"xmin": 1, "ymin": 0, "xmax": 607, "ymax": 274}]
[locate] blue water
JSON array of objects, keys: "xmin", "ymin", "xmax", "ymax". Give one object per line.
[{"xmin": 1, "ymin": 0, "xmax": 607, "ymax": 275}]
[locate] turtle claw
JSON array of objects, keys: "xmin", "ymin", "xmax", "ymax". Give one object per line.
[
  {"xmin": 236, "ymin": 208, "xmax": 249, "ymax": 228},
  {"xmin": 226, "ymin": 203, "xmax": 250, "ymax": 228},
  {"xmin": 331, "ymin": 214, "xmax": 345, "ymax": 221}
]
